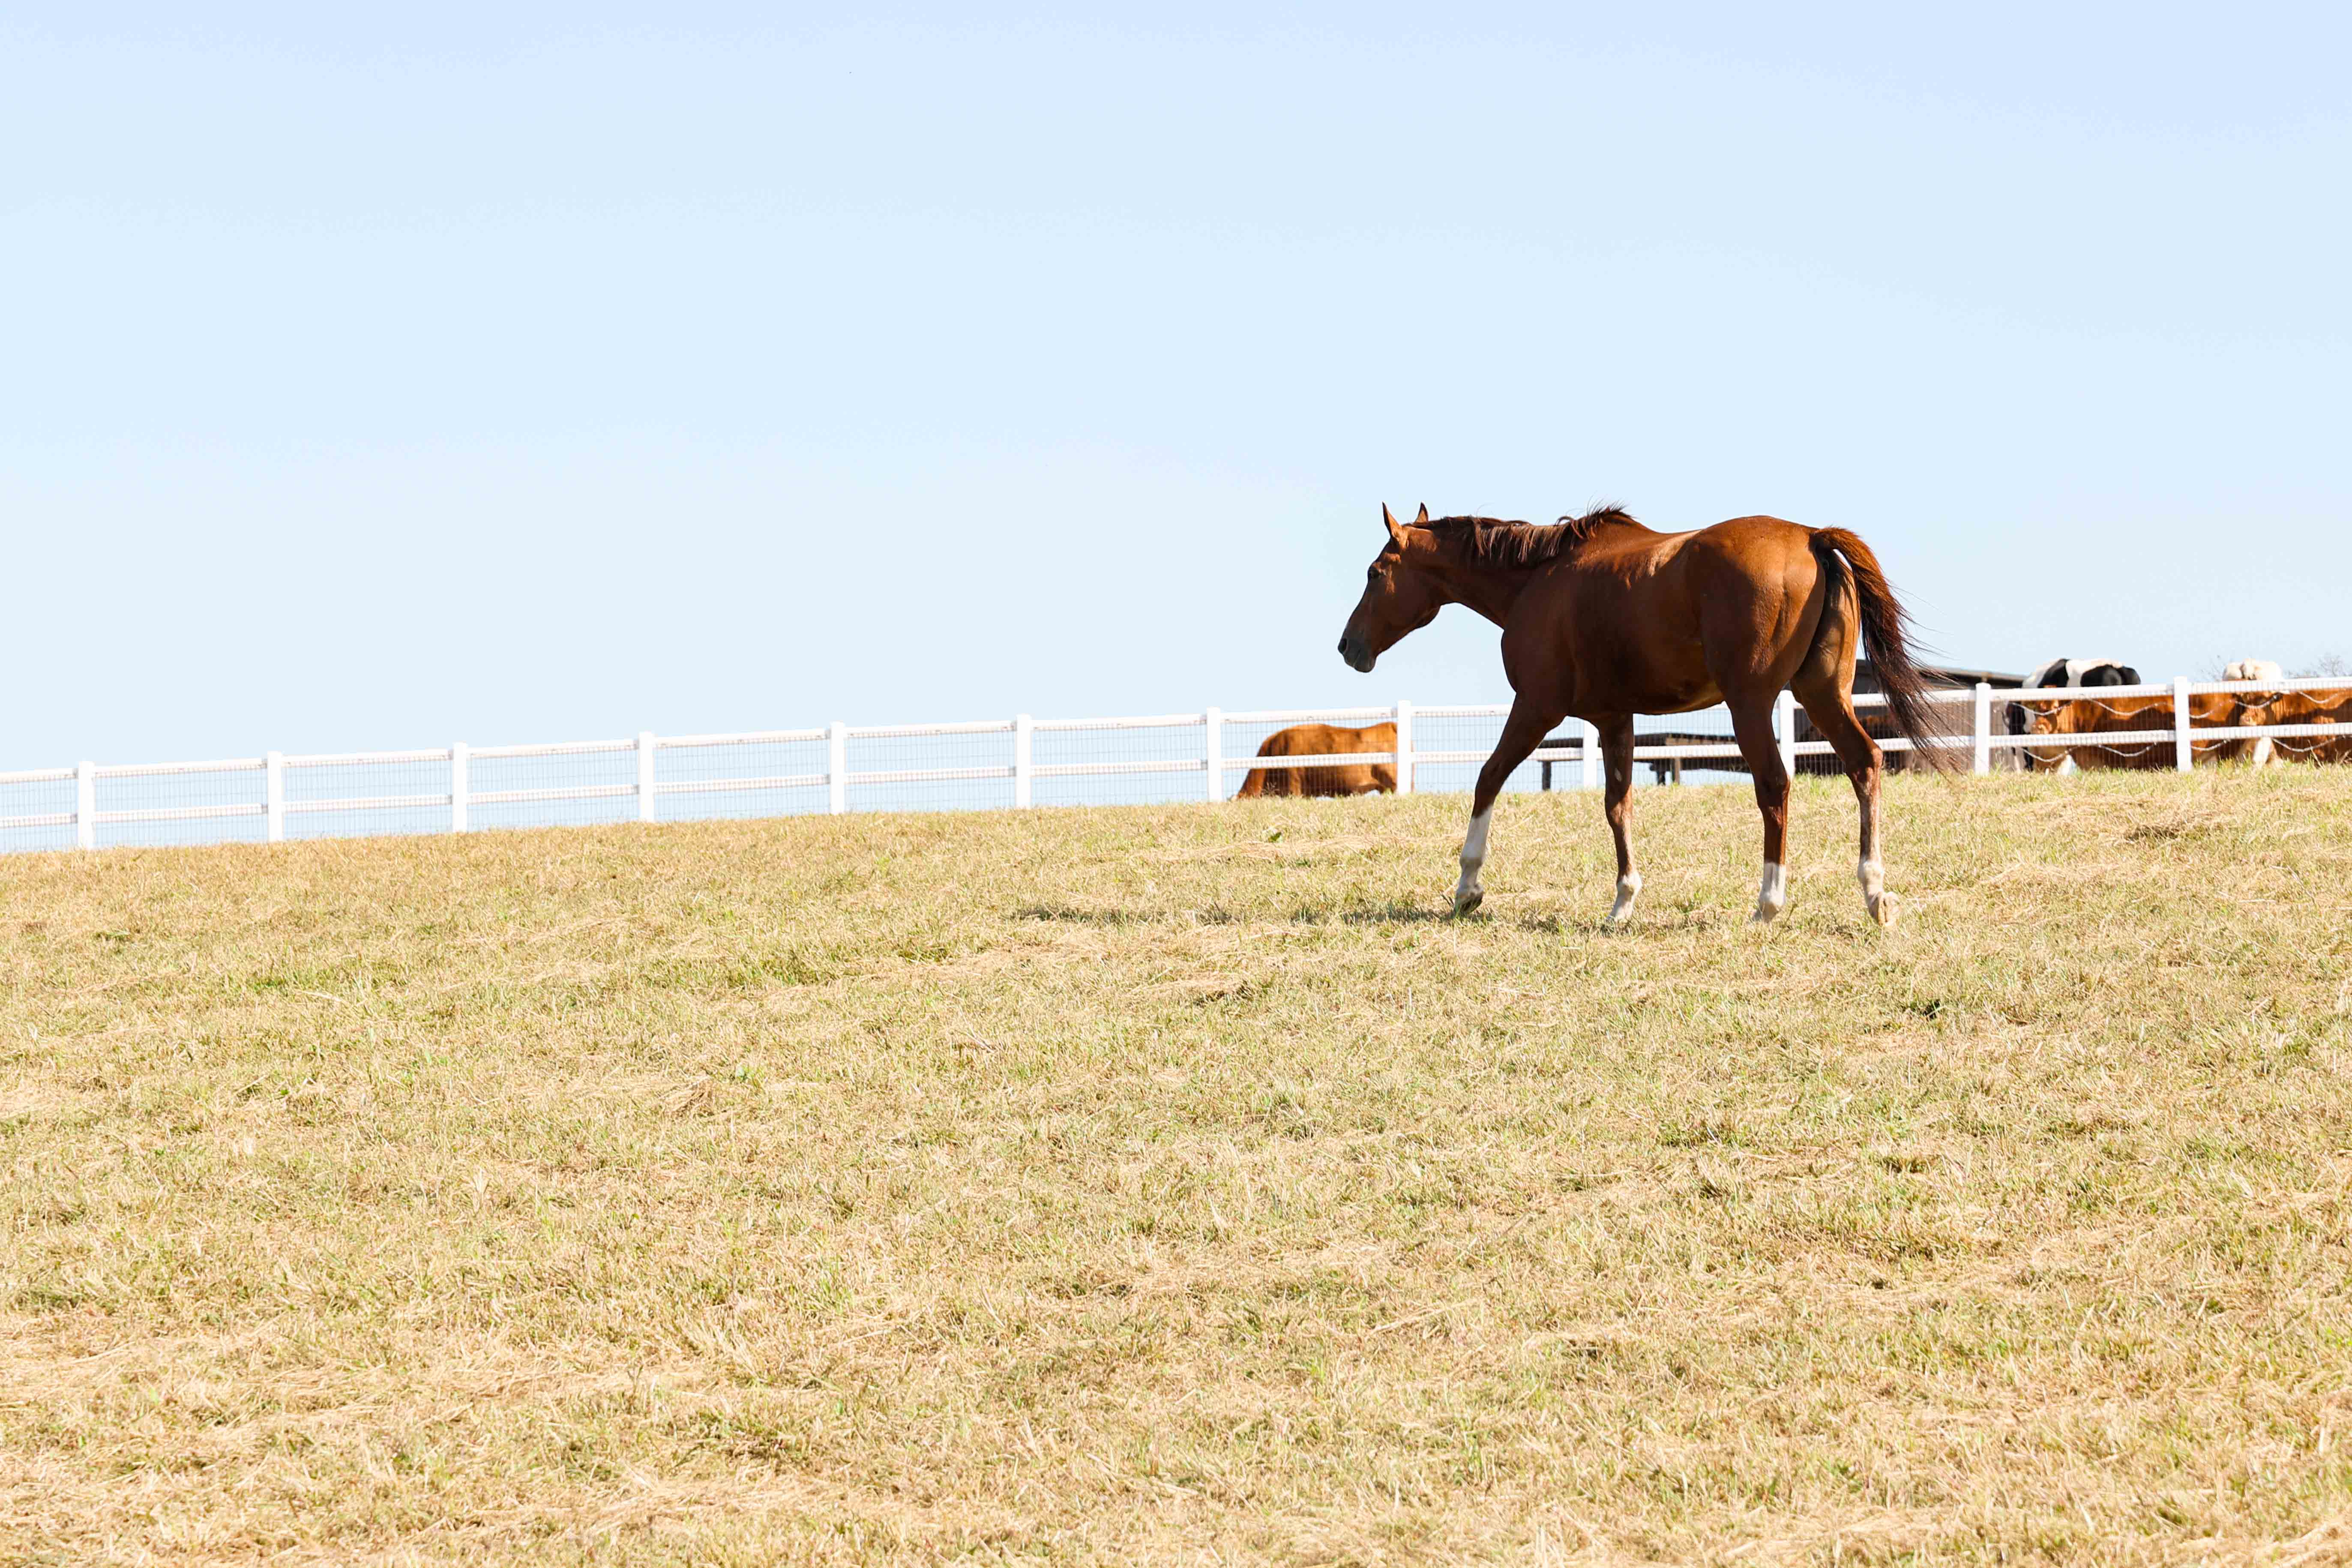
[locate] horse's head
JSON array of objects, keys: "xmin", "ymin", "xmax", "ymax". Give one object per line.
[{"xmin": 1337, "ymin": 503, "xmax": 1444, "ymax": 673}]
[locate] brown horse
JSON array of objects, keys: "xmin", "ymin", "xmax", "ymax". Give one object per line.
[
  {"xmin": 1337, "ymin": 504, "xmax": 1943, "ymax": 926},
  {"xmin": 1234, "ymin": 723, "xmax": 1398, "ymax": 798}
]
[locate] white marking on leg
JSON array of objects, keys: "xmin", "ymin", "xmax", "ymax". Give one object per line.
[
  {"xmin": 1857, "ymin": 857, "xmax": 1893, "ymax": 926},
  {"xmin": 2252, "ymin": 736, "xmax": 2274, "ymax": 768},
  {"xmin": 1606, "ymin": 870, "xmax": 1642, "ymax": 923},
  {"xmin": 1751, "ymin": 861, "xmax": 1787, "ymax": 923},
  {"xmin": 2058, "ymin": 754, "xmax": 2078, "ymax": 776},
  {"xmin": 1452, "ymin": 806, "xmax": 1492, "ymax": 915}
]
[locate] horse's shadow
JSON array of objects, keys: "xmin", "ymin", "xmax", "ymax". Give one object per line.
[
  {"xmin": 1017, "ymin": 899, "xmax": 1452, "ymax": 928},
  {"xmin": 1333, "ymin": 901, "xmax": 1451, "ymax": 926},
  {"xmin": 1018, "ymin": 899, "xmax": 1619, "ymax": 932},
  {"xmin": 1429, "ymin": 909, "xmax": 1648, "ymax": 937},
  {"xmin": 1339, "ymin": 896, "xmax": 1703, "ymax": 935},
  {"xmin": 1013, "ymin": 903, "xmax": 1167, "ymax": 927}
]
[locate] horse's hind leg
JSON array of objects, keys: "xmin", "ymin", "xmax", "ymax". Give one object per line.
[
  {"xmin": 1596, "ymin": 716, "xmax": 1641, "ymax": 922},
  {"xmin": 1793, "ymin": 675, "xmax": 1892, "ymax": 926},
  {"xmin": 1727, "ymin": 698, "xmax": 1791, "ymax": 922}
]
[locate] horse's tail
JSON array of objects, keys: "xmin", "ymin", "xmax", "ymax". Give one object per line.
[{"xmin": 1810, "ymin": 528, "xmax": 1950, "ymax": 772}]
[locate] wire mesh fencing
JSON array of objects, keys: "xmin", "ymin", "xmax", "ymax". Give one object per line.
[
  {"xmin": 283, "ymin": 751, "xmax": 455, "ymax": 842},
  {"xmin": 0, "ymin": 770, "xmax": 82, "ymax": 856},
  {"xmin": 847, "ymin": 722, "xmax": 1018, "ymax": 815},
  {"xmin": 654, "ymin": 730, "xmax": 830, "ymax": 823},
  {"xmin": 1033, "ymin": 714, "xmax": 1208, "ymax": 809},
  {"xmin": 467, "ymin": 742, "xmax": 639, "ymax": 834},
  {"xmin": 1409, "ymin": 706, "xmax": 1514, "ymax": 797},
  {"xmin": 94, "ymin": 761, "xmax": 270, "ymax": 850},
  {"xmin": 6, "ymin": 675, "xmax": 2349, "ymax": 856}
]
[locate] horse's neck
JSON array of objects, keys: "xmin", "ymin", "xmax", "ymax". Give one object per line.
[{"xmin": 1436, "ymin": 561, "xmax": 1541, "ymax": 626}]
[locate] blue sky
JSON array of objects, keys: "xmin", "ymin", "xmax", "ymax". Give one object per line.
[{"xmin": 5, "ymin": 4, "xmax": 2346, "ymax": 766}]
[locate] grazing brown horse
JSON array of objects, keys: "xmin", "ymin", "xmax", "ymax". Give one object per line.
[
  {"xmin": 1234, "ymin": 722, "xmax": 1398, "ymax": 798},
  {"xmin": 1337, "ymin": 504, "xmax": 1943, "ymax": 926}
]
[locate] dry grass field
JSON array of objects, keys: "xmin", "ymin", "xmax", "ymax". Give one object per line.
[{"xmin": 5, "ymin": 770, "xmax": 2352, "ymax": 1565}]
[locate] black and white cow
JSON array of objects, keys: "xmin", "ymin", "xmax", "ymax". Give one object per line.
[
  {"xmin": 2007, "ymin": 657, "xmax": 2143, "ymax": 762},
  {"xmin": 2022, "ymin": 657, "xmax": 2142, "ymax": 693}
]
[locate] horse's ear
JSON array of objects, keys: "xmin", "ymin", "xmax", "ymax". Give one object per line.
[
  {"xmin": 1382, "ymin": 504, "xmax": 1406, "ymax": 549},
  {"xmin": 1414, "ymin": 503, "xmax": 1429, "ymax": 525}
]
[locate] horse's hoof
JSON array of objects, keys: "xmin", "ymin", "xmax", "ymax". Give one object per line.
[
  {"xmin": 1452, "ymin": 889, "xmax": 1483, "ymax": 917},
  {"xmin": 1870, "ymin": 893, "xmax": 1898, "ymax": 928}
]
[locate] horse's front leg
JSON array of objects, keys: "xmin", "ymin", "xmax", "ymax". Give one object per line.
[
  {"xmin": 1594, "ymin": 717, "xmax": 1640, "ymax": 921},
  {"xmin": 1453, "ymin": 701, "xmax": 1560, "ymax": 916},
  {"xmin": 1452, "ymin": 807, "xmax": 1490, "ymax": 915}
]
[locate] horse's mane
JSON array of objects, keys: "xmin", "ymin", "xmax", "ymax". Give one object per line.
[{"xmin": 1422, "ymin": 504, "xmax": 1638, "ymax": 570}]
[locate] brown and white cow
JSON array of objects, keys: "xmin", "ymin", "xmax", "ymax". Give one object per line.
[
  {"xmin": 2222, "ymin": 660, "xmax": 2289, "ymax": 765},
  {"xmin": 2007, "ymin": 657, "xmax": 2142, "ymax": 769},
  {"xmin": 2231, "ymin": 687, "xmax": 2352, "ymax": 766},
  {"xmin": 2013, "ymin": 690, "xmax": 2255, "ymax": 770}
]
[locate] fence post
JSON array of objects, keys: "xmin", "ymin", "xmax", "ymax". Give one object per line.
[
  {"xmin": 828, "ymin": 722, "xmax": 848, "ymax": 814},
  {"xmin": 1581, "ymin": 719, "xmax": 1600, "ymax": 790},
  {"xmin": 1013, "ymin": 714, "xmax": 1033, "ymax": 809},
  {"xmin": 1393, "ymin": 699, "xmax": 1414, "ymax": 795},
  {"xmin": 265, "ymin": 752, "xmax": 285, "ymax": 842},
  {"xmin": 637, "ymin": 731, "xmax": 658, "ymax": 823},
  {"xmin": 1972, "ymin": 683, "xmax": 1992, "ymax": 775},
  {"xmin": 2173, "ymin": 675, "xmax": 2193, "ymax": 773},
  {"xmin": 1774, "ymin": 690, "xmax": 1797, "ymax": 779},
  {"xmin": 1204, "ymin": 707, "xmax": 1222, "ymax": 801},
  {"xmin": 450, "ymin": 743, "xmax": 468, "ymax": 832},
  {"xmin": 75, "ymin": 761, "xmax": 96, "ymax": 850}
]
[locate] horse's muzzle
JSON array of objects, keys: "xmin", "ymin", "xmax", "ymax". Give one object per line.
[{"xmin": 1337, "ymin": 635, "xmax": 1374, "ymax": 673}]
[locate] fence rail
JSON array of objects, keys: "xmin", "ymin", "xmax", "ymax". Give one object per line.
[{"xmin": 5, "ymin": 676, "xmax": 2348, "ymax": 855}]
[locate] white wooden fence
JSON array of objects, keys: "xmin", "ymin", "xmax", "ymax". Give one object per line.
[{"xmin": 4, "ymin": 676, "xmax": 2346, "ymax": 855}]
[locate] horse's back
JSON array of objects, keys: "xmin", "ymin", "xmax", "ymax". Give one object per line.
[
  {"xmin": 1258, "ymin": 724, "xmax": 1340, "ymax": 758},
  {"xmin": 1513, "ymin": 513, "xmax": 1838, "ymax": 714},
  {"xmin": 1244, "ymin": 723, "xmax": 1395, "ymax": 796},
  {"xmin": 1573, "ymin": 513, "xmax": 1807, "ymax": 560},
  {"xmin": 1560, "ymin": 516, "xmax": 1821, "ymax": 606}
]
